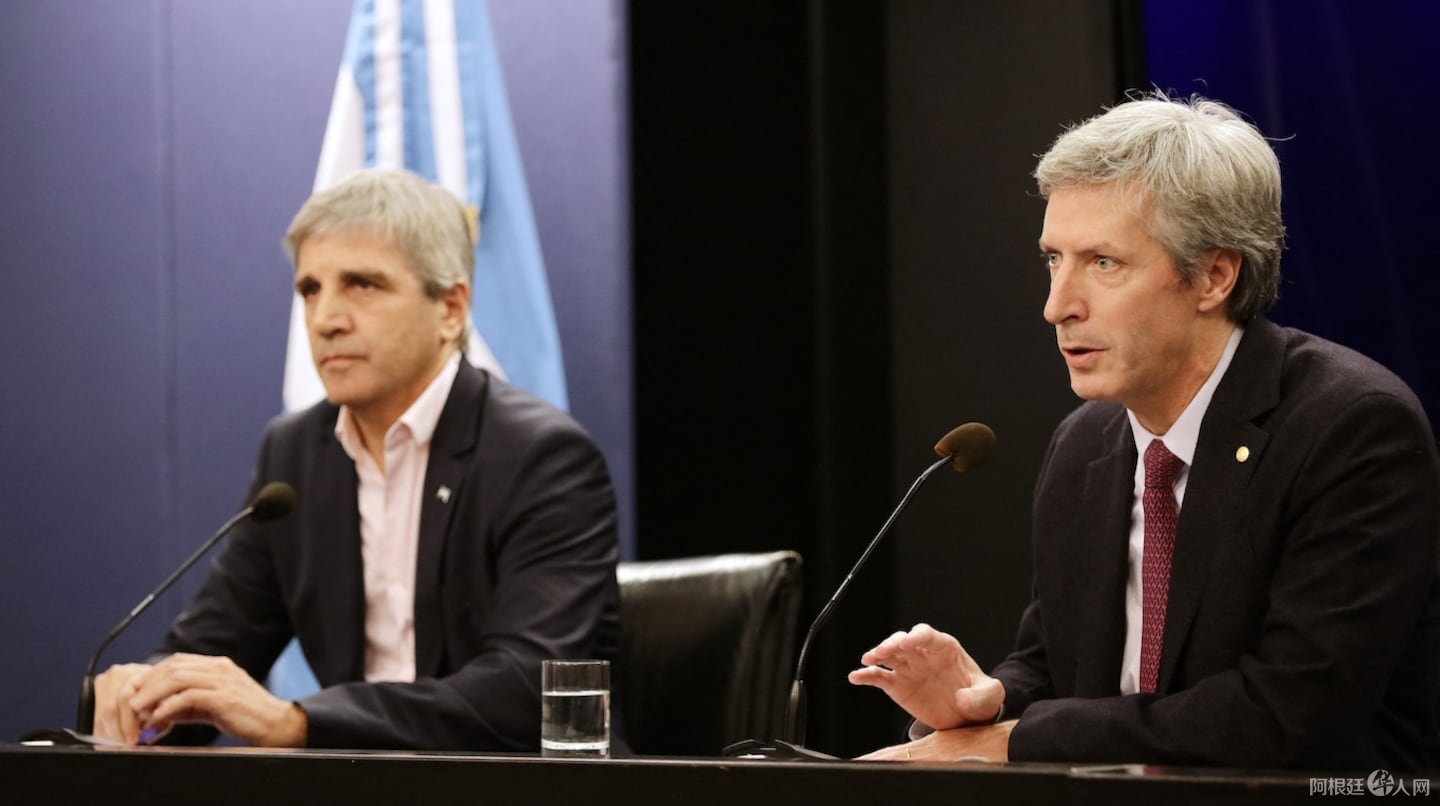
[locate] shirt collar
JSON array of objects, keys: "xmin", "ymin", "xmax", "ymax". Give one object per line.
[
  {"xmin": 335, "ymin": 351, "xmax": 463, "ymax": 460},
  {"xmin": 1127, "ymin": 325, "xmax": 1244, "ymax": 464}
]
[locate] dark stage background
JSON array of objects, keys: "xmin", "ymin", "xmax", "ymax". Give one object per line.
[{"xmin": 630, "ymin": 0, "xmax": 1437, "ymax": 757}]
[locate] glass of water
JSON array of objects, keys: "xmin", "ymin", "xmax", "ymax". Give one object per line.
[{"xmin": 541, "ymin": 659, "xmax": 610, "ymax": 758}]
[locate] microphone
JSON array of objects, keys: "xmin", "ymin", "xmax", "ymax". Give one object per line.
[
  {"xmin": 73, "ymin": 481, "xmax": 297, "ymax": 735},
  {"xmin": 724, "ymin": 423, "xmax": 995, "ymax": 759}
]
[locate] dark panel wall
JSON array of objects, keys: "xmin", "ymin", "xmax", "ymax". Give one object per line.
[
  {"xmin": 630, "ymin": 0, "xmax": 1120, "ymax": 755},
  {"xmin": 630, "ymin": 1, "xmax": 895, "ymax": 756},
  {"xmin": 885, "ymin": 0, "xmax": 1120, "ymax": 702},
  {"xmin": 0, "ymin": 0, "xmax": 630, "ymax": 741}
]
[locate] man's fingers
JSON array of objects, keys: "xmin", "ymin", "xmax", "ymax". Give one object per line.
[
  {"xmin": 866, "ymin": 630, "xmax": 912, "ymax": 660},
  {"xmin": 92, "ymin": 699, "xmax": 118, "ymax": 742},
  {"xmin": 848, "ymin": 666, "xmax": 893, "ymax": 688},
  {"xmin": 92, "ymin": 663, "xmax": 152, "ymax": 744},
  {"xmin": 145, "ymin": 687, "xmax": 207, "ymax": 730},
  {"xmin": 129, "ymin": 654, "xmax": 229, "ymax": 713},
  {"xmin": 905, "ymin": 622, "xmax": 937, "ymax": 642},
  {"xmin": 855, "ymin": 742, "xmax": 913, "ymax": 762},
  {"xmin": 898, "ymin": 623, "xmax": 958, "ymax": 654},
  {"xmin": 859, "ymin": 647, "xmax": 909, "ymax": 668},
  {"xmin": 954, "ymin": 677, "xmax": 1005, "ymax": 722},
  {"xmin": 117, "ymin": 694, "xmax": 143, "ymax": 744}
]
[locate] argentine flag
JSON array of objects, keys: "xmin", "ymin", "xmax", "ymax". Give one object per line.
[
  {"xmin": 271, "ymin": 0, "xmax": 566, "ymax": 699},
  {"xmin": 282, "ymin": 0, "xmax": 568, "ymax": 413}
]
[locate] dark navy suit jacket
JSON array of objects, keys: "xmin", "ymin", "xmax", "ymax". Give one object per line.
[
  {"xmin": 159, "ymin": 362, "xmax": 624, "ymax": 751},
  {"xmin": 995, "ymin": 318, "xmax": 1440, "ymax": 771}
]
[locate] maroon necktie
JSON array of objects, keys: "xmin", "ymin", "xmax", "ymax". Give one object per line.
[{"xmin": 1139, "ymin": 440, "xmax": 1184, "ymax": 694}]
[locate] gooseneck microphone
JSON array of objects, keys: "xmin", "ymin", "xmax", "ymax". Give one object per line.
[
  {"xmin": 723, "ymin": 423, "xmax": 996, "ymax": 759},
  {"xmin": 75, "ymin": 481, "xmax": 297, "ymax": 735}
]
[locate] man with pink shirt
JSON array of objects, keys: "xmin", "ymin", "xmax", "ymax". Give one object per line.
[{"xmin": 91, "ymin": 169, "xmax": 623, "ymax": 751}]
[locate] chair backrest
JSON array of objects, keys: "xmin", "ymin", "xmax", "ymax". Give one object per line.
[{"xmin": 616, "ymin": 551, "xmax": 803, "ymax": 755}]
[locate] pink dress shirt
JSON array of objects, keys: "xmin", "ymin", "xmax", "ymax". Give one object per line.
[{"xmin": 334, "ymin": 353, "xmax": 462, "ymax": 682}]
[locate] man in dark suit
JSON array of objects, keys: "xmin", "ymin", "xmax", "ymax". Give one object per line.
[
  {"xmin": 91, "ymin": 169, "xmax": 623, "ymax": 751},
  {"xmin": 850, "ymin": 93, "xmax": 1439, "ymax": 770}
]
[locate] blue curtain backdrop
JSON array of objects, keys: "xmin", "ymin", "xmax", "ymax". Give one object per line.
[{"xmin": 1144, "ymin": 0, "xmax": 1440, "ymax": 423}]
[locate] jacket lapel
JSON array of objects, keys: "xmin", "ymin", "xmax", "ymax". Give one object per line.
[
  {"xmin": 412, "ymin": 362, "xmax": 488, "ymax": 678},
  {"xmin": 1157, "ymin": 319, "xmax": 1283, "ymax": 691},
  {"xmin": 306, "ymin": 421, "xmax": 368, "ymax": 684},
  {"xmin": 1075, "ymin": 410, "xmax": 1137, "ymax": 696}
]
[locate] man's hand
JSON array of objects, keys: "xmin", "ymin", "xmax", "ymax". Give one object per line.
[
  {"xmin": 126, "ymin": 653, "xmax": 307, "ymax": 747},
  {"xmin": 858, "ymin": 720, "xmax": 1016, "ymax": 763},
  {"xmin": 93, "ymin": 662, "xmax": 154, "ymax": 743},
  {"xmin": 847, "ymin": 623, "xmax": 1004, "ymax": 730}
]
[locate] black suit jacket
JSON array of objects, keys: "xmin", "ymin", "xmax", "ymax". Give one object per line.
[
  {"xmin": 993, "ymin": 318, "xmax": 1440, "ymax": 771},
  {"xmin": 159, "ymin": 362, "xmax": 624, "ymax": 751}
]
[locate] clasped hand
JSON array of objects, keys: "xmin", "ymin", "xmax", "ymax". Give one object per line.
[{"xmin": 92, "ymin": 653, "xmax": 306, "ymax": 747}]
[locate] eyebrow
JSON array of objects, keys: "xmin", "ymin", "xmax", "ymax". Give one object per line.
[
  {"xmin": 295, "ymin": 268, "xmax": 389, "ymax": 286},
  {"xmin": 338, "ymin": 268, "xmax": 390, "ymax": 285},
  {"xmin": 1037, "ymin": 240, "xmax": 1122, "ymax": 256}
]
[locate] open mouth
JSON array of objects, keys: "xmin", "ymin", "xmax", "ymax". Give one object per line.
[{"xmin": 1060, "ymin": 346, "xmax": 1103, "ymax": 367}]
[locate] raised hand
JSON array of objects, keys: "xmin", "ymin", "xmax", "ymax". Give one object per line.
[{"xmin": 848, "ymin": 623, "xmax": 1003, "ymax": 730}]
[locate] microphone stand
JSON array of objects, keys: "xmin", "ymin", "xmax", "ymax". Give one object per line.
[
  {"xmin": 76, "ymin": 505, "xmax": 257, "ymax": 734},
  {"xmin": 786, "ymin": 451, "xmax": 956, "ymax": 746},
  {"xmin": 724, "ymin": 452, "xmax": 958, "ymax": 760}
]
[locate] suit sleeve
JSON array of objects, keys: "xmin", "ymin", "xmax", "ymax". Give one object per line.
[
  {"xmin": 990, "ymin": 425, "xmax": 1063, "ymax": 717},
  {"xmin": 991, "ymin": 594, "xmax": 1057, "ymax": 718},
  {"xmin": 297, "ymin": 418, "xmax": 620, "ymax": 751},
  {"xmin": 1007, "ymin": 392, "xmax": 1440, "ymax": 769}
]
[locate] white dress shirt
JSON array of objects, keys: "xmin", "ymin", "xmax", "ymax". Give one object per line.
[{"xmin": 1118, "ymin": 326, "xmax": 1243, "ymax": 694}]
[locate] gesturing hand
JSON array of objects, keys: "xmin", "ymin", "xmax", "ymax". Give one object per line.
[{"xmin": 847, "ymin": 623, "xmax": 1004, "ymax": 731}]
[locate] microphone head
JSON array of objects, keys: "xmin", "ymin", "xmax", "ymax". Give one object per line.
[
  {"xmin": 250, "ymin": 481, "xmax": 298, "ymax": 522},
  {"xmin": 934, "ymin": 422, "xmax": 996, "ymax": 473}
]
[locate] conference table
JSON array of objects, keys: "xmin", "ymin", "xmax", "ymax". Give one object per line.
[{"xmin": 2, "ymin": 743, "xmax": 1383, "ymax": 805}]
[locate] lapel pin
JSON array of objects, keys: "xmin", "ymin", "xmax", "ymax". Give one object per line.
[
  {"xmin": 1235, "ymin": 446, "xmax": 1250, "ymax": 463},
  {"xmin": 436, "ymin": 485, "xmax": 452, "ymax": 503}
]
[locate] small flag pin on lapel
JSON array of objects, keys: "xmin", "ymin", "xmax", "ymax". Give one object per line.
[{"xmin": 437, "ymin": 485, "xmax": 452, "ymax": 503}]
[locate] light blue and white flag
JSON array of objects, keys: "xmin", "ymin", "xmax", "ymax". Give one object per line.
[
  {"xmin": 271, "ymin": 0, "xmax": 566, "ymax": 700},
  {"xmin": 282, "ymin": 0, "xmax": 569, "ymax": 413}
]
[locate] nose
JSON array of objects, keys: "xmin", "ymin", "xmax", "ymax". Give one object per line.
[
  {"xmin": 308, "ymin": 287, "xmax": 352, "ymax": 339},
  {"xmin": 1043, "ymin": 260, "xmax": 1085, "ymax": 326}
]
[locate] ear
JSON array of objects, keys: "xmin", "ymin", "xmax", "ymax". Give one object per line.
[
  {"xmin": 436, "ymin": 281, "xmax": 471, "ymax": 343},
  {"xmin": 1196, "ymin": 249, "xmax": 1241, "ymax": 314}
]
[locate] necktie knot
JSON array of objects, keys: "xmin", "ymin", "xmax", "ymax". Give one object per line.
[{"xmin": 1144, "ymin": 440, "xmax": 1184, "ymax": 490}]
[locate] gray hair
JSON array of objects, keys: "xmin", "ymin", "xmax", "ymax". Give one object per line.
[
  {"xmin": 1034, "ymin": 92, "xmax": 1284, "ymax": 322},
  {"xmin": 284, "ymin": 168, "xmax": 475, "ymax": 345}
]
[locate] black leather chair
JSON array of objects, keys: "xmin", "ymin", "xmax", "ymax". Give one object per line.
[{"xmin": 616, "ymin": 551, "xmax": 803, "ymax": 756}]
